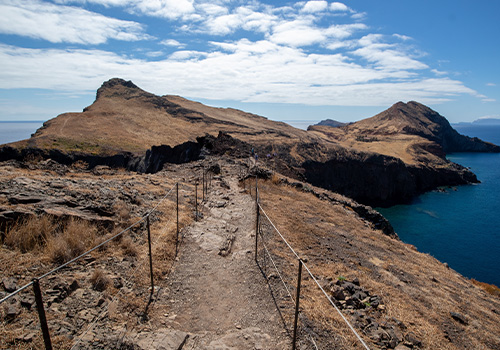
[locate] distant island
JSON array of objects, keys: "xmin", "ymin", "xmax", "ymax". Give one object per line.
[
  {"xmin": 453, "ymin": 117, "xmax": 500, "ymax": 126},
  {"xmin": 309, "ymin": 119, "xmax": 350, "ymax": 128}
]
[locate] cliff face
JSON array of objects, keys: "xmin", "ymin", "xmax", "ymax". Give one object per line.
[
  {"xmin": 1, "ymin": 79, "xmax": 496, "ymax": 206},
  {"xmin": 335, "ymin": 101, "xmax": 500, "ymax": 154}
]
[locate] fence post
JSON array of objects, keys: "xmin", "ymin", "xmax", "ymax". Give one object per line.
[
  {"xmin": 32, "ymin": 278, "xmax": 52, "ymax": 350},
  {"xmin": 202, "ymin": 169, "xmax": 205, "ymax": 202},
  {"xmin": 255, "ymin": 176, "xmax": 258, "ymax": 201},
  {"xmin": 292, "ymin": 259, "xmax": 303, "ymax": 350},
  {"xmin": 146, "ymin": 215, "xmax": 154, "ymax": 299},
  {"xmin": 195, "ymin": 182, "xmax": 198, "ymax": 221},
  {"xmin": 255, "ymin": 198, "xmax": 259, "ymax": 263},
  {"xmin": 176, "ymin": 182, "xmax": 179, "ymax": 256}
]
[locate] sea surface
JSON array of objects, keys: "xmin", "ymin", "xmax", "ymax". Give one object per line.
[
  {"xmin": 0, "ymin": 121, "xmax": 44, "ymax": 145},
  {"xmin": 378, "ymin": 125, "xmax": 500, "ymax": 286}
]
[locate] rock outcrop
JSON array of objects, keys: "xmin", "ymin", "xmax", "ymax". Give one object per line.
[{"xmin": 1, "ymin": 79, "xmax": 497, "ymax": 206}]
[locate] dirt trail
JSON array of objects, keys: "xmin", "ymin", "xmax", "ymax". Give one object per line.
[{"xmin": 162, "ymin": 166, "xmax": 289, "ymax": 349}]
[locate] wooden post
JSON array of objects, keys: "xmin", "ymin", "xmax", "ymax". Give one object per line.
[
  {"xmin": 292, "ymin": 259, "xmax": 303, "ymax": 350},
  {"xmin": 32, "ymin": 278, "xmax": 52, "ymax": 350},
  {"xmin": 255, "ymin": 176, "xmax": 258, "ymax": 201},
  {"xmin": 147, "ymin": 216, "xmax": 154, "ymax": 299},
  {"xmin": 202, "ymin": 169, "xmax": 205, "ymax": 202},
  {"xmin": 195, "ymin": 182, "xmax": 198, "ymax": 221},
  {"xmin": 176, "ymin": 182, "xmax": 179, "ymax": 256},
  {"xmin": 255, "ymin": 200, "xmax": 259, "ymax": 262}
]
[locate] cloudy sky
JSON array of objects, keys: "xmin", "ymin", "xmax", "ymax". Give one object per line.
[{"xmin": 0, "ymin": 0, "xmax": 499, "ymax": 123}]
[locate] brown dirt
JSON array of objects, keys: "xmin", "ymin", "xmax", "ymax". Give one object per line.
[
  {"xmin": 147, "ymin": 164, "xmax": 290, "ymax": 349},
  {"xmin": 1, "ymin": 157, "xmax": 499, "ymax": 350}
]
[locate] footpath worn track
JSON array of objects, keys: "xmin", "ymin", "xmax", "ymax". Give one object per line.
[{"xmin": 161, "ymin": 169, "xmax": 289, "ymax": 349}]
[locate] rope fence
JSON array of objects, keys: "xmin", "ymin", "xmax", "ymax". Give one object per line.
[
  {"xmin": 244, "ymin": 175, "xmax": 371, "ymax": 350},
  {"xmin": 0, "ymin": 166, "xmax": 216, "ymax": 350}
]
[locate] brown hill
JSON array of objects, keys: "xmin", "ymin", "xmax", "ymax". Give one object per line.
[
  {"xmin": 2, "ymin": 78, "xmax": 497, "ymax": 206},
  {"xmin": 15, "ymin": 78, "xmax": 312, "ymax": 154}
]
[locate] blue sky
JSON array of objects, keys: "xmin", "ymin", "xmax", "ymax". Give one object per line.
[{"xmin": 0, "ymin": 0, "xmax": 498, "ymax": 124}]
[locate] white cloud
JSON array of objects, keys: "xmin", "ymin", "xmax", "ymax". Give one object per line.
[
  {"xmin": 431, "ymin": 69, "xmax": 448, "ymax": 76},
  {"xmin": 330, "ymin": 2, "xmax": 349, "ymax": 12},
  {"xmin": 352, "ymin": 34, "xmax": 428, "ymax": 71},
  {"xmin": 133, "ymin": 0, "xmax": 195, "ymax": 19},
  {"xmin": 168, "ymin": 50, "xmax": 207, "ymax": 60},
  {"xmin": 351, "ymin": 12, "xmax": 366, "ymax": 20},
  {"xmin": 0, "ymin": 43, "xmax": 479, "ymax": 107},
  {"xmin": 197, "ymin": 5, "xmax": 277, "ymax": 36},
  {"xmin": 269, "ymin": 19, "xmax": 325, "ymax": 46},
  {"xmin": 57, "ymin": 0, "xmax": 195, "ymax": 19},
  {"xmin": 301, "ymin": 1, "xmax": 328, "ymax": 13},
  {"xmin": 393, "ymin": 34, "xmax": 412, "ymax": 41},
  {"xmin": 0, "ymin": 1, "xmax": 482, "ymax": 110},
  {"xmin": 160, "ymin": 39, "xmax": 185, "ymax": 47},
  {"xmin": 197, "ymin": 3, "xmax": 228, "ymax": 16},
  {"xmin": 486, "ymin": 82, "xmax": 496, "ymax": 87},
  {"xmin": 0, "ymin": 0, "xmax": 149, "ymax": 44},
  {"xmin": 205, "ymin": 13, "xmax": 242, "ymax": 35},
  {"xmin": 325, "ymin": 23, "xmax": 367, "ymax": 39},
  {"xmin": 145, "ymin": 50, "xmax": 164, "ymax": 58}
]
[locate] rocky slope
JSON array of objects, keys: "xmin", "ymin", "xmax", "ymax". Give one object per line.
[
  {"xmin": 1, "ymin": 157, "xmax": 499, "ymax": 350},
  {"xmin": 1, "ymin": 78, "xmax": 498, "ymax": 206}
]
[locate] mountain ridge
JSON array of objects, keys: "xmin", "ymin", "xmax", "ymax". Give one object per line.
[{"xmin": 1, "ymin": 78, "xmax": 497, "ymax": 206}]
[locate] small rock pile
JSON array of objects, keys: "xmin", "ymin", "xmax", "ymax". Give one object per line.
[
  {"xmin": 328, "ymin": 277, "xmax": 422, "ymax": 350},
  {"xmin": 330, "ymin": 277, "xmax": 383, "ymax": 311}
]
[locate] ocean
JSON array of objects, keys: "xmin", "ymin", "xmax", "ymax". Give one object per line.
[
  {"xmin": 1, "ymin": 122, "xmax": 499, "ymax": 286},
  {"xmin": 0, "ymin": 121, "xmax": 44, "ymax": 145},
  {"xmin": 378, "ymin": 125, "xmax": 500, "ymax": 287}
]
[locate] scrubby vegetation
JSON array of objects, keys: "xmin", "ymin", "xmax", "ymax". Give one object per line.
[{"xmin": 5, "ymin": 215, "xmax": 99, "ymax": 264}]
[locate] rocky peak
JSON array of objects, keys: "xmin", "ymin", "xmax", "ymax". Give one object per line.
[
  {"xmin": 310, "ymin": 119, "xmax": 348, "ymax": 128},
  {"xmin": 358, "ymin": 101, "xmax": 500, "ymax": 153},
  {"xmin": 95, "ymin": 78, "xmax": 147, "ymax": 101}
]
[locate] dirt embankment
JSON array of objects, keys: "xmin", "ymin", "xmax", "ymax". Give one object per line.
[{"xmin": 1, "ymin": 157, "xmax": 500, "ymax": 350}]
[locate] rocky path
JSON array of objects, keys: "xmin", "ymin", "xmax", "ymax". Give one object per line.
[{"xmin": 158, "ymin": 169, "xmax": 289, "ymax": 349}]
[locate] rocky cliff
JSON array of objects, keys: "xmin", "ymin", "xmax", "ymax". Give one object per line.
[{"xmin": 1, "ymin": 79, "xmax": 497, "ymax": 206}]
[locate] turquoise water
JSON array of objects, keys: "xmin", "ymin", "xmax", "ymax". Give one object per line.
[{"xmin": 378, "ymin": 125, "xmax": 500, "ymax": 286}]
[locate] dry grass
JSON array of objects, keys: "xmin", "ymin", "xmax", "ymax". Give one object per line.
[
  {"xmin": 4, "ymin": 215, "xmax": 101, "ymax": 267},
  {"xmin": 5, "ymin": 215, "xmax": 57, "ymax": 253},
  {"xmin": 71, "ymin": 160, "xmax": 88, "ymax": 170},
  {"xmin": 90, "ymin": 268, "xmax": 111, "ymax": 291},
  {"xmin": 120, "ymin": 235, "xmax": 138, "ymax": 257},
  {"xmin": 256, "ymin": 178, "xmax": 500, "ymax": 350},
  {"xmin": 44, "ymin": 218, "xmax": 98, "ymax": 264},
  {"xmin": 113, "ymin": 200, "xmax": 131, "ymax": 223},
  {"xmin": 471, "ymin": 279, "xmax": 500, "ymax": 297},
  {"xmin": 270, "ymin": 172, "xmax": 281, "ymax": 185}
]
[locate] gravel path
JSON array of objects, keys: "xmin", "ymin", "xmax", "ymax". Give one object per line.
[{"xmin": 163, "ymin": 169, "xmax": 289, "ymax": 349}]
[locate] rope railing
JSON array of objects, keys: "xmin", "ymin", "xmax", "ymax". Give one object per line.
[
  {"xmin": 0, "ymin": 184, "xmax": 174, "ymax": 305},
  {"xmin": 1, "ymin": 167, "xmax": 216, "ymax": 350},
  {"xmin": 251, "ymin": 176, "xmax": 371, "ymax": 350},
  {"xmin": 71, "ymin": 198, "xmax": 179, "ymax": 350}
]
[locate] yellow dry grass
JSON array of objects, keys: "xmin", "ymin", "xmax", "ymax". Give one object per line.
[{"xmin": 255, "ymin": 178, "xmax": 500, "ymax": 350}]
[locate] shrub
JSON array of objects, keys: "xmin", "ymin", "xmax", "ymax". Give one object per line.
[
  {"xmin": 5, "ymin": 215, "xmax": 57, "ymax": 253},
  {"xmin": 45, "ymin": 217, "xmax": 97, "ymax": 264},
  {"xmin": 121, "ymin": 236, "xmax": 138, "ymax": 257},
  {"xmin": 113, "ymin": 200, "xmax": 131, "ymax": 223},
  {"xmin": 271, "ymin": 173, "xmax": 281, "ymax": 185},
  {"xmin": 90, "ymin": 269, "xmax": 110, "ymax": 292},
  {"xmin": 471, "ymin": 279, "xmax": 500, "ymax": 297}
]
